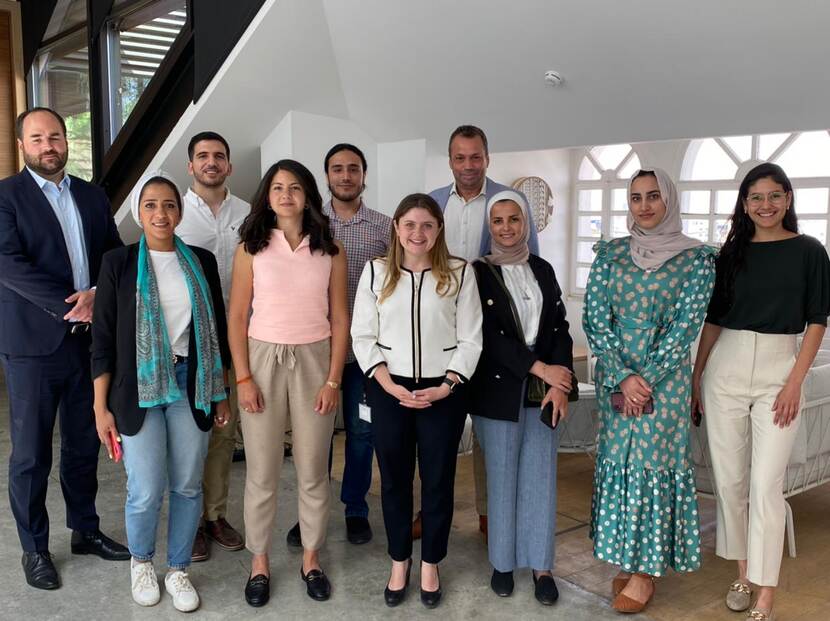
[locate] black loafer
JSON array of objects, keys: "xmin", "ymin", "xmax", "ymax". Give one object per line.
[
  {"xmin": 301, "ymin": 567, "xmax": 331, "ymax": 601},
  {"xmin": 384, "ymin": 558, "xmax": 412, "ymax": 607},
  {"xmin": 286, "ymin": 522, "xmax": 302, "ymax": 548},
  {"xmin": 22, "ymin": 552, "xmax": 60, "ymax": 590},
  {"xmin": 532, "ymin": 572, "xmax": 559, "ymax": 606},
  {"xmin": 345, "ymin": 516, "xmax": 373, "ymax": 545},
  {"xmin": 420, "ymin": 565, "xmax": 442, "ymax": 609},
  {"xmin": 245, "ymin": 573, "xmax": 270, "ymax": 607},
  {"xmin": 71, "ymin": 529, "xmax": 130, "ymax": 561},
  {"xmin": 490, "ymin": 569, "xmax": 514, "ymax": 597}
]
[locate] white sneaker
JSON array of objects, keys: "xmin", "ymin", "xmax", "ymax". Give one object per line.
[
  {"xmin": 131, "ymin": 558, "xmax": 160, "ymax": 606},
  {"xmin": 165, "ymin": 570, "xmax": 200, "ymax": 612}
]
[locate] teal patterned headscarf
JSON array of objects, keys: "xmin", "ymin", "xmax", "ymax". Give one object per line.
[{"xmin": 135, "ymin": 234, "xmax": 225, "ymax": 415}]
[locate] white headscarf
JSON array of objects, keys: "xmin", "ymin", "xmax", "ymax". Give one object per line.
[
  {"xmin": 130, "ymin": 170, "xmax": 181, "ymax": 228},
  {"xmin": 626, "ymin": 167, "xmax": 703, "ymax": 271},
  {"xmin": 484, "ymin": 190, "xmax": 531, "ymax": 265}
]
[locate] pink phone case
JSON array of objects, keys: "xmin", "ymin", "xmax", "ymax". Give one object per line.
[{"xmin": 110, "ymin": 430, "xmax": 123, "ymax": 463}]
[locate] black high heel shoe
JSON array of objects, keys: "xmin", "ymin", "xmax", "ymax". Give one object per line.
[
  {"xmin": 420, "ymin": 564, "xmax": 442, "ymax": 609},
  {"xmin": 384, "ymin": 558, "xmax": 412, "ymax": 607}
]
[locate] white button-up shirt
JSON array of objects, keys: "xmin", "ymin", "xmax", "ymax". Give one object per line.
[
  {"xmin": 177, "ymin": 188, "xmax": 250, "ymax": 312},
  {"xmin": 443, "ymin": 179, "xmax": 487, "ymax": 261}
]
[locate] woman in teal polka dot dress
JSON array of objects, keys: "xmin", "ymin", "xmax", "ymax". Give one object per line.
[{"xmin": 582, "ymin": 168, "xmax": 715, "ymax": 614}]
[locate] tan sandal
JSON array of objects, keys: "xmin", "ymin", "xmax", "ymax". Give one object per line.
[
  {"xmin": 612, "ymin": 574, "xmax": 655, "ymax": 614},
  {"xmin": 612, "ymin": 574, "xmax": 631, "ymax": 597}
]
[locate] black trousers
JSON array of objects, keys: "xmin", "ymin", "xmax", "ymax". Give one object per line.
[
  {"xmin": 1, "ymin": 333, "xmax": 100, "ymax": 552},
  {"xmin": 368, "ymin": 375, "xmax": 466, "ymax": 564}
]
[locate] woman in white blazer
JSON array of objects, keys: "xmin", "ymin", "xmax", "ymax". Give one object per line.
[{"xmin": 351, "ymin": 193, "xmax": 482, "ymax": 609}]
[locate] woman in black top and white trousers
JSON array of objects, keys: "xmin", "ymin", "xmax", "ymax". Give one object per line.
[
  {"xmin": 692, "ymin": 163, "xmax": 830, "ymax": 621},
  {"xmin": 351, "ymin": 193, "xmax": 482, "ymax": 609},
  {"xmin": 469, "ymin": 190, "xmax": 573, "ymax": 606}
]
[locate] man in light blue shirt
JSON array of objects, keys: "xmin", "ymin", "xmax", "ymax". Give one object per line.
[
  {"xmin": 0, "ymin": 107, "xmax": 126, "ymax": 591},
  {"xmin": 26, "ymin": 168, "xmax": 91, "ymax": 297}
]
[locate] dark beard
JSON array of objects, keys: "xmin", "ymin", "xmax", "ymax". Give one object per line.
[
  {"xmin": 328, "ymin": 184, "xmax": 363, "ymax": 203},
  {"xmin": 24, "ymin": 150, "xmax": 67, "ymax": 177}
]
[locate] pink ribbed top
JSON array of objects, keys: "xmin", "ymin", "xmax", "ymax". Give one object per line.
[{"xmin": 248, "ymin": 229, "xmax": 332, "ymax": 344}]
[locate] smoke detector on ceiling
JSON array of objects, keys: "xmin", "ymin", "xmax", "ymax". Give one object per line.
[{"xmin": 544, "ymin": 70, "xmax": 564, "ymax": 87}]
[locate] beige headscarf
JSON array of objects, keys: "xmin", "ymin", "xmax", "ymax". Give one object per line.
[
  {"xmin": 130, "ymin": 170, "xmax": 181, "ymax": 228},
  {"xmin": 485, "ymin": 190, "xmax": 531, "ymax": 265},
  {"xmin": 626, "ymin": 167, "xmax": 702, "ymax": 271}
]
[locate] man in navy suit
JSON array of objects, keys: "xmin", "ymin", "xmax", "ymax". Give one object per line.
[{"xmin": 0, "ymin": 107, "xmax": 129, "ymax": 590}]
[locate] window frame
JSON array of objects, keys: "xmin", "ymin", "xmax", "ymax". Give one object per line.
[
  {"xmin": 679, "ymin": 131, "xmax": 830, "ymax": 247},
  {"xmin": 571, "ymin": 145, "xmax": 640, "ymax": 294}
]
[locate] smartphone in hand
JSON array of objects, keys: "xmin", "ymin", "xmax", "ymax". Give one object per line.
[
  {"xmin": 540, "ymin": 402, "xmax": 558, "ymax": 430},
  {"xmin": 110, "ymin": 429, "xmax": 123, "ymax": 463}
]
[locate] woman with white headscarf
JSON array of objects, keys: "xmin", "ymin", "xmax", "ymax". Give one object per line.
[
  {"xmin": 92, "ymin": 172, "xmax": 231, "ymax": 612},
  {"xmin": 582, "ymin": 168, "xmax": 715, "ymax": 614},
  {"xmin": 469, "ymin": 190, "xmax": 574, "ymax": 606}
]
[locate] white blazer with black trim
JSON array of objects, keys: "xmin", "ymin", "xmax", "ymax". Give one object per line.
[{"xmin": 351, "ymin": 257, "xmax": 483, "ymax": 382}]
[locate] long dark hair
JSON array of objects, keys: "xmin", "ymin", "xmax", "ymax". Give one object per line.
[
  {"xmin": 239, "ymin": 159, "xmax": 338, "ymax": 256},
  {"xmin": 711, "ymin": 162, "xmax": 798, "ymax": 317}
]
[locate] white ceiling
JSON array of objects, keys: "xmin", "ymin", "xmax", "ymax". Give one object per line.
[
  {"xmin": 136, "ymin": 0, "xmax": 830, "ymax": 218},
  {"xmin": 323, "ymin": 0, "xmax": 830, "ymax": 152}
]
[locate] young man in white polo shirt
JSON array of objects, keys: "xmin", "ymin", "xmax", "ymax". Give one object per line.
[{"xmin": 177, "ymin": 131, "xmax": 250, "ymax": 561}]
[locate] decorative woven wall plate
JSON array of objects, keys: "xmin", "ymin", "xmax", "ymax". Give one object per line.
[{"xmin": 512, "ymin": 176, "xmax": 553, "ymax": 232}]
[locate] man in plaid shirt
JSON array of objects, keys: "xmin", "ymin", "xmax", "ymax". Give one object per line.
[{"xmin": 286, "ymin": 144, "xmax": 390, "ymax": 547}]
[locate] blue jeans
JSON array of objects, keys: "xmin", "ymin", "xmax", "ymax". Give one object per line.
[
  {"xmin": 120, "ymin": 362, "xmax": 210, "ymax": 569},
  {"xmin": 340, "ymin": 361, "xmax": 374, "ymax": 518}
]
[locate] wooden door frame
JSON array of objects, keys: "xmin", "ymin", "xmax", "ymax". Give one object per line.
[{"xmin": 1, "ymin": 0, "xmax": 26, "ymax": 171}]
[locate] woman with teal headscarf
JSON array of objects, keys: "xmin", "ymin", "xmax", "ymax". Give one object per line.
[{"xmin": 91, "ymin": 173, "xmax": 231, "ymax": 613}]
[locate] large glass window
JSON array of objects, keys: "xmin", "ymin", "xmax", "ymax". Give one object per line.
[
  {"xmin": 108, "ymin": 1, "xmax": 187, "ymax": 136},
  {"xmin": 572, "ymin": 144, "xmax": 641, "ymax": 290},
  {"xmin": 680, "ymin": 131, "xmax": 830, "ymax": 246},
  {"xmin": 31, "ymin": 31, "xmax": 93, "ymax": 180}
]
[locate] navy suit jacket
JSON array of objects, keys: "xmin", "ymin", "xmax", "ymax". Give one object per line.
[{"xmin": 0, "ymin": 170, "xmax": 123, "ymax": 356}]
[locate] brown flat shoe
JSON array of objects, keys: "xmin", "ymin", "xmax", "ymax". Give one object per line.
[
  {"xmin": 191, "ymin": 527, "xmax": 209, "ymax": 562},
  {"xmin": 205, "ymin": 517, "xmax": 244, "ymax": 551},
  {"xmin": 612, "ymin": 575, "xmax": 655, "ymax": 614}
]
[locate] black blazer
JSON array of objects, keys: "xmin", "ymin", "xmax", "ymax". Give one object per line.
[
  {"xmin": 0, "ymin": 170, "xmax": 122, "ymax": 356},
  {"xmin": 469, "ymin": 254, "xmax": 573, "ymax": 421},
  {"xmin": 91, "ymin": 243, "xmax": 231, "ymax": 436}
]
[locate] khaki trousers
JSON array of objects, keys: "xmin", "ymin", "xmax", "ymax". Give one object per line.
[
  {"xmin": 241, "ymin": 338, "xmax": 334, "ymax": 554},
  {"xmin": 702, "ymin": 328, "xmax": 802, "ymax": 586},
  {"xmin": 202, "ymin": 368, "xmax": 239, "ymax": 521}
]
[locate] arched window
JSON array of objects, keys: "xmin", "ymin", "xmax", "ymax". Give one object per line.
[
  {"xmin": 573, "ymin": 144, "xmax": 641, "ymax": 290},
  {"xmin": 679, "ymin": 131, "xmax": 830, "ymax": 245}
]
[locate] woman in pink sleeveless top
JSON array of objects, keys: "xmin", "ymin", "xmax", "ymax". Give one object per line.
[{"xmin": 228, "ymin": 159, "xmax": 348, "ymax": 607}]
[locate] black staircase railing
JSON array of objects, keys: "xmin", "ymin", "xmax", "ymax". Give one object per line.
[{"xmin": 20, "ymin": 0, "xmax": 266, "ymax": 208}]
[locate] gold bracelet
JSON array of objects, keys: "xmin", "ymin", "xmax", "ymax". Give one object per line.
[{"xmin": 326, "ymin": 380, "xmax": 340, "ymax": 390}]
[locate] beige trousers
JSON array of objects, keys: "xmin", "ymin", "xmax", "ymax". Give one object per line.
[
  {"xmin": 702, "ymin": 328, "xmax": 802, "ymax": 586},
  {"xmin": 202, "ymin": 368, "xmax": 239, "ymax": 521},
  {"xmin": 241, "ymin": 337, "xmax": 335, "ymax": 554}
]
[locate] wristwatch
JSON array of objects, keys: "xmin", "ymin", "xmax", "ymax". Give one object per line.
[{"xmin": 442, "ymin": 377, "xmax": 459, "ymax": 393}]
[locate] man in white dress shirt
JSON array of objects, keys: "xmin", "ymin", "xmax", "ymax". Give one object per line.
[
  {"xmin": 427, "ymin": 125, "xmax": 539, "ymax": 540},
  {"xmin": 176, "ymin": 131, "xmax": 250, "ymax": 561}
]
